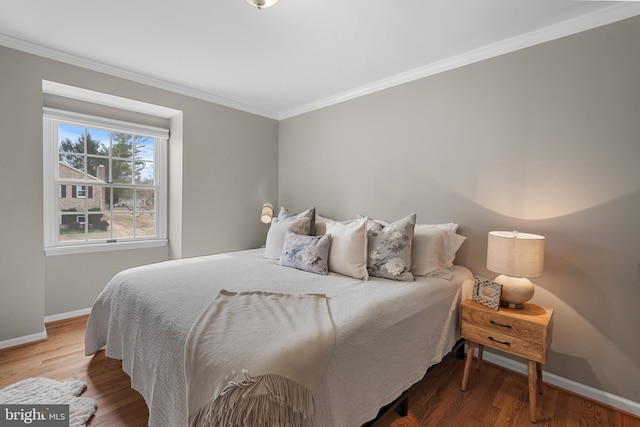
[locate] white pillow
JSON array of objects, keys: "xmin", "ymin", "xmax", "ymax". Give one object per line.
[
  {"xmin": 411, "ymin": 226, "xmax": 465, "ymax": 276},
  {"xmin": 264, "ymin": 217, "xmax": 312, "ymax": 260},
  {"xmin": 358, "ymin": 219, "xmax": 458, "ymax": 233},
  {"xmin": 368, "ymin": 219, "xmax": 457, "ymax": 233},
  {"xmin": 324, "ymin": 217, "xmax": 369, "ymax": 280},
  {"xmin": 417, "ymin": 222, "xmax": 458, "ymax": 233},
  {"xmin": 313, "ymin": 214, "xmax": 334, "ymax": 236}
]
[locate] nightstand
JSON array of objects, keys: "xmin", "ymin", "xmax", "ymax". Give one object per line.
[{"xmin": 460, "ymin": 299, "xmax": 553, "ymax": 423}]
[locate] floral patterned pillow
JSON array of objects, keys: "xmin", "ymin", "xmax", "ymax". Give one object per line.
[
  {"xmin": 279, "ymin": 231, "xmax": 331, "ymax": 275},
  {"xmin": 367, "ymin": 214, "xmax": 416, "ymax": 281}
]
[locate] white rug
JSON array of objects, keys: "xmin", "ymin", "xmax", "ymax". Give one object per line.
[{"xmin": 0, "ymin": 377, "xmax": 97, "ymax": 427}]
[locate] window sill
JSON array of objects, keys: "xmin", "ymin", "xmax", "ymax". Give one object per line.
[{"xmin": 45, "ymin": 239, "xmax": 167, "ymax": 256}]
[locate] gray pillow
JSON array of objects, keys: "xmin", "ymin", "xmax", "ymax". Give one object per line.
[
  {"xmin": 278, "ymin": 206, "xmax": 316, "ymax": 233},
  {"xmin": 367, "ymin": 213, "xmax": 416, "ymax": 281},
  {"xmin": 279, "ymin": 231, "xmax": 331, "ymax": 275}
]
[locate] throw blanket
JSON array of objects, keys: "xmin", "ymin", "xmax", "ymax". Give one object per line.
[{"xmin": 185, "ymin": 289, "xmax": 336, "ymax": 427}]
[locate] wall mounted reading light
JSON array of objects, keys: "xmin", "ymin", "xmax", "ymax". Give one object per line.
[
  {"xmin": 260, "ymin": 202, "xmax": 274, "ymax": 224},
  {"xmin": 486, "ymin": 231, "xmax": 545, "ymax": 309}
]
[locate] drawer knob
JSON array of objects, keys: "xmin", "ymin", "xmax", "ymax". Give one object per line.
[
  {"xmin": 489, "ymin": 320, "xmax": 512, "ymax": 329},
  {"xmin": 489, "ymin": 336, "xmax": 511, "ymax": 346}
]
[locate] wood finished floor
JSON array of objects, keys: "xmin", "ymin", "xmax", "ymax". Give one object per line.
[{"xmin": 0, "ymin": 316, "xmax": 638, "ymax": 426}]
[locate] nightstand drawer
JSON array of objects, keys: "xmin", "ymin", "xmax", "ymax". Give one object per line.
[
  {"xmin": 461, "ymin": 303, "xmax": 545, "ymax": 342},
  {"xmin": 461, "ymin": 323, "xmax": 545, "ymax": 362}
]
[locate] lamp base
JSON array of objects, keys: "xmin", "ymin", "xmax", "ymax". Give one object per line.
[
  {"xmin": 494, "ymin": 274, "xmax": 535, "ymax": 310},
  {"xmin": 501, "ymin": 300, "xmax": 525, "ymax": 310}
]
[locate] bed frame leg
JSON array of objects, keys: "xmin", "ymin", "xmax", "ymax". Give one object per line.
[{"xmin": 395, "ymin": 396, "xmax": 409, "ymax": 417}]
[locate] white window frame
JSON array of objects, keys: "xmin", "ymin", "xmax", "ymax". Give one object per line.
[
  {"xmin": 43, "ymin": 108, "xmax": 168, "ymax": 256},
  {"xmin": 75, "ymin": 185, "xmax": 86, "ymax": 198}
]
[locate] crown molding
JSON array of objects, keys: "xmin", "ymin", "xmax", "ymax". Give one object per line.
[
  {"xmin": 278, "ymin": 2, "xmax": 640, "ymax": 120},
  {"xmin": 1, "ymin": 2, "xmax": 638, "ymax": 122}
]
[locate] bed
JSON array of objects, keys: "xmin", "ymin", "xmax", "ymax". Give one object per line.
[{"xmin": 85, "ymin": 212, "xmax": 473, "ymax": 426}]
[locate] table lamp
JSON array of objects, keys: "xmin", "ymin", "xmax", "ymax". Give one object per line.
[{"xmin": 486, "ymin": 231, "xmax": 545, "ymax": 309}]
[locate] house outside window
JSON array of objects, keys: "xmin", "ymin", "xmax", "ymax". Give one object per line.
[{"xmin": 44, "ymin": 108, "xmax": 168, "ymax": 255}]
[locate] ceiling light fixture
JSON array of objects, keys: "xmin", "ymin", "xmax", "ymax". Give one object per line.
[{"xmin": 246, "ymin": 0, "xmax": 279, "ymax": 9}]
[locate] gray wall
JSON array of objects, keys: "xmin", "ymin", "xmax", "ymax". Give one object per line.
[
  {"xmin": 0, "ymin": 45, "xmax": 278, "ymax": 339},
  {"xmin": 279, "ymin": 17, "xmax": 640, "ymax": 403}
]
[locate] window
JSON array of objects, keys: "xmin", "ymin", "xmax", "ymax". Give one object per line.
[
  {"xmin": 75, "ymin": 185, "xmax": 86, "ymax": 198},
  {"xmin": 44, "ymin": 108, "xmax": 168, "ymax": 255}
]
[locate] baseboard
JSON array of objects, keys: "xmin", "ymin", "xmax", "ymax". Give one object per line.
[
  {"xmin": 479, "ymin": 349, "xmax": 640, "ymax": 417},
  {"xmin": 0, "ymin": 329, "xmax": 47, "ymax": 350},
  {"xmin": 0, "ymin": 308, "xmax": 91, "ymax": 350},
  {"xmin": 44, "ymin": 307, "xmax": 91, "ymax": 323}
]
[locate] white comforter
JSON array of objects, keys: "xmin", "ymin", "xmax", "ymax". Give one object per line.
[{"xmin": 85, "ymin": 249, "xmax": 473, "ymax": 427}]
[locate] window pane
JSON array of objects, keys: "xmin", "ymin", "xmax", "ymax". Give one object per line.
[
  {"xmin": 135, "ymin": 161, "xmax": 154, "ymax": 184},
  {"xmin": 136, "ymin": 189, "xmax": 155, "ymax": 211},
  {"xmin": 85, "ymin": 185, "xmax": 102, "ymax": 206},
  {"xmin": 59, "ymin": 211, "xmax": 86, "ymax": 242},
  {"xmin": 87, "ymin": 156, "xmax": 109, "ymax": 182},
  {"xmin": 86, "ymin": 128, "xmax": 109, "ymax": 156},
  {"xmin": 134, "ymin": 136, "xmax": 154, "ymax": 160},
  {"xmin": 59, "ymin": 185, "xmax": 84, "ymax": 211},
  {"xmin": 87, "ymin": 208, "xmax": 110, "ymax": 241},
  {"xmin": 113, "ymin": 187, "xmax": 135, "ymax": 210},
  {"xmin": 135, "ymin": 213, "xmax": 155, "ymax": 237},
  {"xmin": 112, "ymin": 213, "xmax": 135, "ymax": 239},
  {"xmin": 59, "ymin": 154, "xmax": 85, "ymax": 175},
  {"xmin": 58, "ymin": 124, "xmax": 85, "ymax": 154},
  {"xmin": 112, "ymin": 159, "xmax": 133, "ymax": 184},
  {"xmin": 111, "ymin": 133, "xmax": 133, "ymax": 159}
]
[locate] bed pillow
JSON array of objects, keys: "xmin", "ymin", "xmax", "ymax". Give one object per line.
[
  {"xmin": 417, "ymin": 222, "xmax": 459, "ymax": 233},
  {"xmin": 366, "ymin": 217, "xmax": 458, "ymax": 234},
  {"xmin": 264, "ymin": 217, "xmax": 313, "ymax": 260},
  {"xmin": 412, "ymin": 226, "xmax": 466, "ymax": 276},
  {"xmin": 279, "ymin": 232, "xmax": 331, "ymax": 275},
  {"xmin": 324, "ymin": 217, "xmax": 369, "ymax": 280},
  {"xmin": 313, "ymin": 214, "xmax": 334, "ymax": 236},
  {"xmin": 367, "ymin": 214, "xmax": 416, "ymax": 281},
  {"xmin": 278, "ymin": 206, "xmax": 316, "ymax": 234}
]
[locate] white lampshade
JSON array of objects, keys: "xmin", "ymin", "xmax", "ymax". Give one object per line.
[
  {"xmin": 487, "ymin": 231, "xmax": 545, "ymax": 309},
  {"xmin": 487, "ymin": 231, "xmax": 545, "ymax": 278},
  {"xmin": 260, "ymin": 202, "xmax": 274, "ymax": 224}
]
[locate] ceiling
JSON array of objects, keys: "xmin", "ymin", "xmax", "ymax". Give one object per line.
[{"xmin": 1, "ymin": 1, "xmax": 639, "ymax": 119}]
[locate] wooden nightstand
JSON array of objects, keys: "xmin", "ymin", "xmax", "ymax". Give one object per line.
[{"xmin": 460, "ymin": 299, "xmax": 553, "ymax": 423}]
